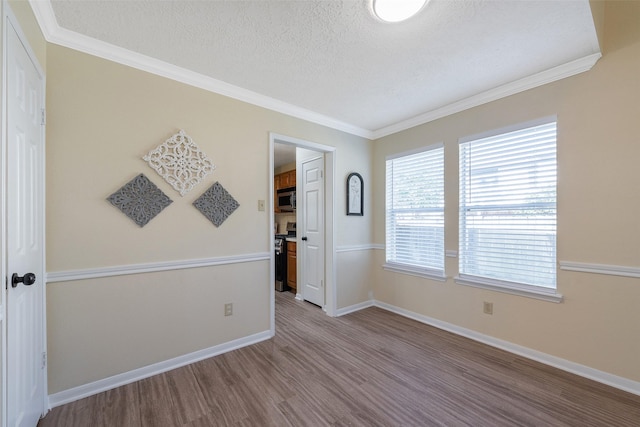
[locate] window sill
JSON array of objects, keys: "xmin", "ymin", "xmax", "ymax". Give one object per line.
[
  {"xmin": 455, "ymin": 275, "xmax": 563, "ymax": 303},
  {"xmin": 383, "ymin": 263, "xmax": 446, "ymax": 282}
]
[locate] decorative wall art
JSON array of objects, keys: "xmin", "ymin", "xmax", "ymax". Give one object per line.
[
  {"xmin": 193, "ymin": 182, "xmax": 240, "ymax": 227},
  {"xmin": 107, "ymin": 173, "xmax": 173, "ymax": 227},
  {"xmin": 143, "ymin": 130, "xmax": 215, "ymax": 197},
  {"xmin": 347, "ymin": 172, "xmax": 363, "ymax": 216}
]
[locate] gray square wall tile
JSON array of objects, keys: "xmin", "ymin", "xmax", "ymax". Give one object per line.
[
  {"xmin": 193, "ymin": 182, "xmax": 239, "ymax": 227},
  {"xmin": 107, "ymin": 174, "xmax": 173, "ymax": 227}
]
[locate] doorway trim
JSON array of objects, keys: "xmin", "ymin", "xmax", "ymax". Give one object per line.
[{"xmin": 269, "ymin": 133, "xmax": 336, "ymax": 335}]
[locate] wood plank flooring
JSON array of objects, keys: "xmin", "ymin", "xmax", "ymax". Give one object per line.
[{"xmin": 39, "ymin": 292, "xmax": 640, "ymax": 426}]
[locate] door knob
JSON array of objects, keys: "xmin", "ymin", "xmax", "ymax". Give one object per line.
[
  {"xmin": 301, "ymin": 236, "xmax": 308, "ymax": 241},
  {"xmin": 11, "ymin": 272, "xmax": 36, "ymax": 288}
]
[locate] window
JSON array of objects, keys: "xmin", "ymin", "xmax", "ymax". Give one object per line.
[
  {"xmin": 385, "ymin": 144, "xmax": 445, "ymax": 279},
  {"xmin": 458, "ymin": 118, "xmax": 558, "ymax": 299}
]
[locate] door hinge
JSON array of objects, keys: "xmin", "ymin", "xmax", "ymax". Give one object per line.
[
  {"xmin": 41, "ymin": 108, "xmax": 46, "ymax": 126},
  {"xmin": 42, "ymin": 352, "xmax": 47, "ymax": 369}
]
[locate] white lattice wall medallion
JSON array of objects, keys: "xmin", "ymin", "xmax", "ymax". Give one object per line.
[{"xmin": 143, "ymin": 130, "xmax": 215, "ymax": 196}]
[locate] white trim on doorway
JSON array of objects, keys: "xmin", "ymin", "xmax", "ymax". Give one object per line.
[{"xmin": 269, "ymin": 133, "xmax": 336, "ymax": 336}]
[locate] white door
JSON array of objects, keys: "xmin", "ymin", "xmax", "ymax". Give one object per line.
[
  {"xmin": 300, "ymin": 157, "xmax": 324, "ymax": 307},
  {"xmin": 6, "ymin": 18, "xmax": 46, "ymax": 427}
]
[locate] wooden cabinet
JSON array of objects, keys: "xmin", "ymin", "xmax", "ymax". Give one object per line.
[
  {"xmin": 275, "ymin": 170, "xmax": 295, "ymax": 190},
  {"xmin": 280, "ymin": 170, "xmax": 295, "ymax": 188},
  {"xmin": 287, "ymin": 241, "xmax": 297, "ymax": 292},
  {"xmin": 274, "ymin": 169, "xmax": 296, "ymax": 214}
]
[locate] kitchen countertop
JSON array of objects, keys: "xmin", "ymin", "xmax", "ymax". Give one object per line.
[{"xmin": 285, "ymin": 237, "xmax": 297, "ymax": 243}]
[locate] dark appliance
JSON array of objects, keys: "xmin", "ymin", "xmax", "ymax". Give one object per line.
[
  {"xmin": 277, "ymin": 187, "xmax": 296, "ymax": 212},
  {"xmin": 274, "ymin": 234, "xmax": 288, "ymax": 292}
]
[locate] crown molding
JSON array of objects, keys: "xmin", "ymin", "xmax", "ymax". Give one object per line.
[
  {"xmin": 29, "ymin": 1, "xmax": 600, "ymax": 142},
  {"xmin": 371, "ymin": 53, "xmax": 602, "ymax": 139},
  {"xmin": 28, "ymin": 0, "xmax": 374, "ymax": 140}
]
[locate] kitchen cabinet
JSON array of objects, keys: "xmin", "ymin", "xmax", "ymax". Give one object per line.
[
  {"xmin": 274, "ymin": 169, "xmax": 296, "ymax": 214},
  {"xmin": 277, "ymin": 170, "xmax": 296, "ymax": 189},
  {"xmin": 287, "ymin": 241, "xmax": 297, "ymax": 292},
  {"xmin": 274, "ymin": 170, "xmax": 296, "ymax": 191}
]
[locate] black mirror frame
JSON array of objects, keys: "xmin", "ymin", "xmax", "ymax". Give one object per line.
[{"xmin": 346, "ymin": 172, "xmax": 364, "ymax": 216}]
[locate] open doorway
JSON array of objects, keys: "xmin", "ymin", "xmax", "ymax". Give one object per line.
[{"xmin": 269, "ymin": 133, "xmax": 336, "ymax": 336}]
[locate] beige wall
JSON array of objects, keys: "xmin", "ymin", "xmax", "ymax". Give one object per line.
[
  {"xmin": 372, "ymin": 1, "xmax": 640, "ymax": 382},
  {"xmin": 46, "ymin": 44, "xmax": 373, "ymax": 393},
  {"xmin": 48, "ymin": 263, "xmax": 270, "ymax": 393}
]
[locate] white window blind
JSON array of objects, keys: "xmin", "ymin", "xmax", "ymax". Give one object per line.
[
  {"xmin": 459, "ymin": 120, "xmax": 557, "ymax": 289},
  {"xmin": 386, "ymin": 144, "xmax": 444, "ymax": 276}
]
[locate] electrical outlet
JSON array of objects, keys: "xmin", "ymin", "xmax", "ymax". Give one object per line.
[
  {"xmin": 258, "ymin": 200, "xmax": 265, "ymax": 211},
  {"xmin": 224, "ymin": 303, "xmax": 233, "ymax": 316},
  {"xmin": 483, "ymin": 301, "xmax": 493, "ymax": 315}
]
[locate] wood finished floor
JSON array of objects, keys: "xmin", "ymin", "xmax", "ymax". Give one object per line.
[{"xmin": 39, "ymin": 291, "xmax": 640, "ymax": 426}]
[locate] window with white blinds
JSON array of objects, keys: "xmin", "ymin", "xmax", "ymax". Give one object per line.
[
  {"xmin": 458, "ymin": 119, "xmax": 557, "ymax": 290},
  {"xmin": 385, "ymin": 144, "xmax": 444, "ymax": 278}
]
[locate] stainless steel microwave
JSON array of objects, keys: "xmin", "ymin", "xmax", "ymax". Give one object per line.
[{"xmin": 277, "ymin": 187, "xmax": 296, "ymax": 211}]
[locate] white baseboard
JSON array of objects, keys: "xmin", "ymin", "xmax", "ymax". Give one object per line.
[
  {"xmin": 47, "ymin": 330, "xmax": 272, "ymax": 408},
  {"xmin": 337, "ymin": 298, "xmax": 640, "ymax": 397},
  {"xmin": 48, "ymin": 299, "xmax": 640, "ymax": 409},
  {"xmin": 335, "ymin": 300, "xmax": 374, "ymax": 317},
  {"xmin": 371, "ymin": 300, "xmax": 640, "ymax": 397}
]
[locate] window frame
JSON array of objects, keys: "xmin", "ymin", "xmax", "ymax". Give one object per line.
[
  {"xmin": 384, "ymin": 143, "xmax": 446, "ymax": 281},
  {"xmin": 455, "ymin": 117, "xmax": 563, "ymax": 303}
]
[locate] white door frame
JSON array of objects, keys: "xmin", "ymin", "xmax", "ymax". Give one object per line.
[
  {"xmin": 269, "ymin": 133, "xmax": 336, "ymax": 335},
  {"xmin": 2, "ymin": 3, "xmax": 48, "ymax": 425}
]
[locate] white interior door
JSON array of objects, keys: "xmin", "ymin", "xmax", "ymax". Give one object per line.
[
  {"xmin": 5, "ymin": 17, "xmax": 46, "ymax": 427},
  {"xmin": 300, "ymin": 157, "xmax": 324, "ymax": 307}
]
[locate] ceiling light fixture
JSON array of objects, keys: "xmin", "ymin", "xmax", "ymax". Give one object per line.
[{"xmin": 373, "ymin": 0, "xmax": 428, "ymax": 23}]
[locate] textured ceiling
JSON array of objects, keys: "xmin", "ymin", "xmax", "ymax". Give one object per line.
[{"xmin": 42, "ymin": 0, "xmax": 600, "ymax": 138}]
